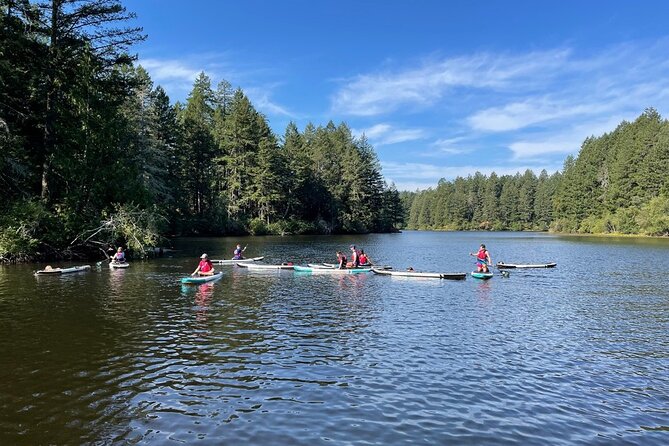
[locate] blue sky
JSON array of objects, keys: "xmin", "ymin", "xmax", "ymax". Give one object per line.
[{"xmin": 125, "ymin": 0, "xmax": 669, "ymax": 190}]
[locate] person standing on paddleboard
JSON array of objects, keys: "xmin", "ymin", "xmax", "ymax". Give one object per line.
[
  {"xmin": 470, "ymin": 244, "xmax": 492, "ymax": 273},
  {"xmin": 192, "ymin": 253, "xmax": 215, "ymax": 276}
]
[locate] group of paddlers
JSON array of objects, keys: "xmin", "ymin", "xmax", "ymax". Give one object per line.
[{"xmin": 336, "ymin": 245, "xmax": 372, "ymax": 269}]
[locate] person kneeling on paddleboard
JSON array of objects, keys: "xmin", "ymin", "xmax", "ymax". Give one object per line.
[
  {"xmin": 336, "ymin": 251, "xmax": 347, "ymax": 269},
  {"xmin": 349, "ymin": 245, "xmax": 360, "ymax": 268},
  {"xmin": 359, "ymin": 249, "xmax": 371, "ymax": 266},
  {"xmin": 112, "ymin": 247, "xmax": 126, "ymax": 263},
  {"xmin": 470, "ymin": 244, "xmax": 492, "ymax": 273},
  {"xmin": 192, "ymin": 253, "xmax": 215, "ymax": 276},
  {"xmin": 233, "ymin": 244, "xmax": 246, "ymax": 260}
]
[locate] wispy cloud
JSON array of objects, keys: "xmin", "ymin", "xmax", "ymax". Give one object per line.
[
  {"xmin": 382, "ymin": 161, "xmax": 563, "ymax": 191},
  {"xmin": 467, "ymin": 98, "xmax": 606, "ymax": 132},
  {"xmin": 138, "ymin": 57, "xmax": 293, "ymax": 118},
  {"xmin": 427, "ymin": 137, "xmax": 474, "ymax": 155},
  {"xmin": 139, "ymin": 58, "xmax": 203, "ymax": 95},
  {"xmin": 507, "ymin": 114, "xmax": 633, "ymax": 160},
  {"xmin": 353, "ymin": 123, "xmax": 427, "ymax": 146},
  {"xmin": 245, "ymin": 87, "xmax": 294, "ymax": 117},
  {"xmin": 140, "ymin": 58, "xmax": 201, "ymax": 82},
  {"xmin": 331, "ymin": 49, "xmax": 570, "ymax": 116}
]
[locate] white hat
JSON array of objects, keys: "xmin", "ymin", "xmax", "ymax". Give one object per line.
[{"xmin": 200, "ymin": 253, "xmax": 208, "ymax": 259}]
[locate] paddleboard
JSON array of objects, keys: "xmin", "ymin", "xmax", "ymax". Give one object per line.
[
  {"xmin": 237, "ymin": 263, "xmax": 294, "ymax": 270},
  {"xmin": 181, "ymin": 272, "xmax": 224, "ymax": 284},
  {"xmin": 35, "ymin": 265, "xmax": 91, "ymax": 275},
  {"xmin": 372, "ymin": 268, "xmax": 466, "ymax": 280},
  {"xmin": 496, "ymin": 262, "xmax": 557, "ymax": 269},
  {"xmin": 212, "ymin": 256, "xmax": 264, "ymax": 264},
  {"xmin": 294, "ymin": 265, "xmax": 372, "ymax": 274}
]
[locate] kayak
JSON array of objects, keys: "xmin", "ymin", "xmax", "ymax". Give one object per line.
[
  {"xmin": 496, "ymin": 262, "xmax": 557, "ymax": 269},
  {"xmin": 212, "ymin": 256, "xmax": 264, "ymax": 264},
  {"xmin": 35, "ymin": 265, "xmax": 91, "ymax": 275},
  {"xmin": 372, "ymin": 268, "xmax": 466, "ymax": 280},
  {"xmin": 109, "ymin": 262, "xmax": 130, "ymax": 269},
  {"xmin": 181, "ymin": 272, "xmax": 224, "ymax": 284},
  {"xmin": 237, "ymin": 263, "xmax": 294, "ymax": 270},
  {"xmin": 471, "ymin": 271, "xmax": 494, "ymax": 279},
  {"xmin": 294, "ymin": 265, "xmax": 372, "ymax": 274}
]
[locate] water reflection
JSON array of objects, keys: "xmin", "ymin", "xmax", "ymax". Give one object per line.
[{"xmin": 474, "ymin": 279, "xmax": 492, "ymax": 302}]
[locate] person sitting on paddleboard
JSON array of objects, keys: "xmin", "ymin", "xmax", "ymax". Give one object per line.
[
  {"xmin": 358, "ymin": 249, "xmax": 371, "ymax": 266},
  {"xmin": 349, "ymin": 245, "xmax": 360, "ymax": 268},
  {"xmin": 470, "ymin": 244, "xmax": 492, "ymax": 273},
  {"xmin": 112, "ymin": 247, "xmax": 126, "ymax": 263},
  {"xmin": 192, "ymin": 253, "xmax": 215, "ymax": 276},
  {"xmin": 233, "ymin": 244, "xmax": 246, "ymax": 260},
  {"xmin": 336, "ymin": 251, "xmax": 347, "ymax": 269}
]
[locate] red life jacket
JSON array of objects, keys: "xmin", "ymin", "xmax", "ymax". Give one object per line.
[{"xmin": 199, "ymin": 259, "xmax": 213, "ymax": 272}]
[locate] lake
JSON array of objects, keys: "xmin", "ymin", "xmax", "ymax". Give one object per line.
[{"xmin": 1, "ymin": 231, "xmax": 668, "ymax": 445}]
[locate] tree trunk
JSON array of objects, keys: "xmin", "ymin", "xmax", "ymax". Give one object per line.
[{"xmin": 41, "ymin": 0, "xmax": 61, "ymax": 201}]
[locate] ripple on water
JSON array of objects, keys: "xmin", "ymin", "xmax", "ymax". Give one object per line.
[{"xmin": 1, "ymin": 233, "xmax": 669, "ymax": 445}]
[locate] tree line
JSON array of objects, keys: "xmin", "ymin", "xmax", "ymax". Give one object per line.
[
  {"xmin": 403, "ymin": 108, "xmax": 669, "ymax": 236},
  {"xmin": 0, "ymin": 0, "xmax": 403, "ymax": 261}
]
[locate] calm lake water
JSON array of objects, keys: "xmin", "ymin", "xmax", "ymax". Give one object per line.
[{"xmin": 1, "ymin": 231, "xmax": 668, "ymax": 445}]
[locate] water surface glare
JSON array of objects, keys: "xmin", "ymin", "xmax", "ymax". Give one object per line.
[{"xmin": 1, "ymin": 231, "xmax": 669, "ymax": 444}]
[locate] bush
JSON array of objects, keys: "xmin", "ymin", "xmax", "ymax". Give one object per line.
[
  {"xmin": 0, "ymin": 200, "xmax": 54, "ymax": 261},
  {"xmin": 550, "ymin": 218, "xmax": 579, "ymax": 233},
  {"xmin": 248, "ymin": 218, "xmax": 269, "ymax": 236},
  {"xmin": 637, "ymin": 195, "xmax": 669, "ymax": 236}
]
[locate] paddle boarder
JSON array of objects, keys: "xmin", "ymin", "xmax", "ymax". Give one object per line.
[
  {"xmin": 359, "ymin": 249, "xmax": 371, "ymax": 266},
  {"xmin": 349, "ymin": 245, "xmax": 360, "ymax": 268},
  {"xmin": 192, "ymin": 253, "xmax": 215, "ymax": 276},
  {"xmin": 233, "ymin": 244, "xmax": 246, "ymax": 260},
  {"xmin": 111, "ymin": 247, "xmax": 126, "ymax": 264},
  {"xmin": 470, "ymin": 244, "xmax": 492, "ymax": 273},
  {"xmin": 336, "ymin": 251, "xmax": 347, "ymax": 269}
]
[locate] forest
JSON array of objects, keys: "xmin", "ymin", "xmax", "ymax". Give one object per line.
[
  {"xmin": 0, "ymin": 0, "xmax": 404, "ymax": 261},
  {"xmin": 2, "ymin": 1, "xmax": 668, "ymax": 263},
  {"xmin": 403, "ymin": 108, "xmax": 669, "ymax": 237}
]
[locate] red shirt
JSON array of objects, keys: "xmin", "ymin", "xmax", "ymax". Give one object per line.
[{"xmin": 198, "ymin": 259, "xmax": 213, "ymax": 272}]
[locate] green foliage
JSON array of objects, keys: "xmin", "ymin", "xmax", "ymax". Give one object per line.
[
  {"xmin": 407, "ymin": 109, "xmax": 669, "ymax": 237},
  {"xmin": 637, "ymin": 195, "xmax": 669, "ymax": 236},
  {"xmin": 101, "ymin": 204, "xmax": 167, "ymax": 254},
  {"xmin": 1, "ymin": 1, "xmax": 402, "ymax": 262},
  {"xmin": 0, "ymin": 201, "xmax": 53, "ymax": 261}
]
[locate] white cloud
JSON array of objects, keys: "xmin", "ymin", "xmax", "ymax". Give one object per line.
[
  {"xmin": 508, "ymin": 140, "xmax": 578, "ymax": 159},
  {"xmin": 331, "ymin": 49, "xmax": 570, "ymax": 116},
  {"xmin": 381, "ymin": 161, "xmax": 562, "ymax": 191},
  {"xmin": 245, "ymin": 87, "xmax": 293, "ymax": 117},
  {"xmin": 140, "ymin": 58, "xmax": 201, "ymax": 82},
  {"xmin": 507, "ymin": 114, "xmax": 632, "ymax": 160},
  {"xmin": 138, "ymin": 57, "xmax": 293, "ymax": 117},
  {"xmin": 468, "ymin": 99, "xmax": 605, "ymax": 132},
  {"xmin": 353, "ymin": 123, "xmax": 426, "ymax": 146},
  {"xmin": 428, "ymin": 137, "xmax": 474, "ymax": 155}
]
